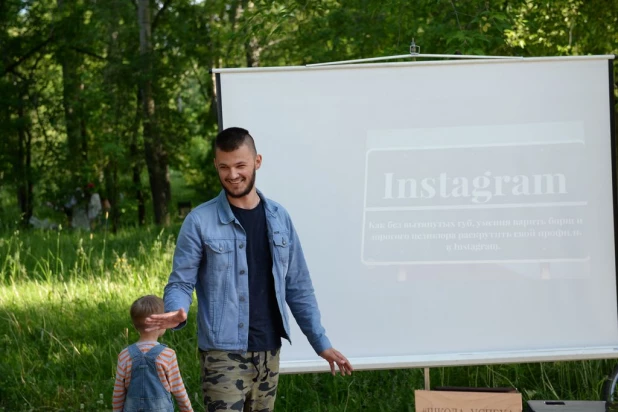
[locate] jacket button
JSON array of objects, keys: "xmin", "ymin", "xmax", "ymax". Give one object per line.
[
  {"xmin": 239, "ymin": 243, "xmax": 244, "ymax": 249},
  {"xmin": 282, "ymin": 240, "xmax": 286, "ymax": 245},
  {"xmin": 239, "ymin": 296, "xmax": 245, "ymax": 302},
  {"xmin": 239, "ymin": 323, "xmax": 244, "ymax": 328},
  {"xmin": 240, "ymin": 270, "xmax": 245, "ymax": 275}
]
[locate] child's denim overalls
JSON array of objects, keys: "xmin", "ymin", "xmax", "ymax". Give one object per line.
[{"xmin": 123, "ymin": 343, "xmax": 174, "ymax": 412}]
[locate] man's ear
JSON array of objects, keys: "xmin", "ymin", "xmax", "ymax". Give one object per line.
[{"xmin": 255, "ymin": 154, "xmax": 263, "ymax": 170}]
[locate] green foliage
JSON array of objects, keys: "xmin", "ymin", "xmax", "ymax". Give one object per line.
[
  {"xmin": 505, "ymin": 0, "xmax": 618, "ymax": 56},
  {"xmin": 1, "ymin": 0, "xmax": 616, "ymax": 229}
]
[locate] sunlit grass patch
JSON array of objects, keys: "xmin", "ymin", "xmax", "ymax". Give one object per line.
[{"xmin": 0, "ymin": 227, "xmax": 616, "ymax": 410}]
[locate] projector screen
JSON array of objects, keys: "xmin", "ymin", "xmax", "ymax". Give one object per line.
[{"xmin": 213, "ymin": 56, "xmax": 617, "ymax": 373}]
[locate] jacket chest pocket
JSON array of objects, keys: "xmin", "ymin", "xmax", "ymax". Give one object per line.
[
  {"xmin": 204, "ymin": 240, "xmax": 234, "ymax": 295},
  {"xmin": 204, "ymin": 240, "xmax": 233, "ymax": 273},
  {"xmin": 204, "ymin": 240, "xmax": 235, "ymax": 344},
  {"xmin": 273, "ymin": 232, "xmax": 290, "ymax": 267}
]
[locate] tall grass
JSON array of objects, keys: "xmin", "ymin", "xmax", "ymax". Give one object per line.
[{"xmin": 0, "ymin": 226, "xmax": 615, "ymax": 411}]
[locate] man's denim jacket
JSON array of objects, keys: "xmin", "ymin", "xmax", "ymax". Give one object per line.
[{"xmin": 163, "ymin": 189, "xmax": 331, "ymax": 355}]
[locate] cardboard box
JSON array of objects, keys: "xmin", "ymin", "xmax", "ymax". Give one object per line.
[{"xmin": 415, "ymin": 389, "xmax": 522, "ymax": 412}]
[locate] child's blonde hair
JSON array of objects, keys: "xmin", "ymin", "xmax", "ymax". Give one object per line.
[{"xmin": 130, "ymin": 295, "xmax": 164, "ymax": 332}]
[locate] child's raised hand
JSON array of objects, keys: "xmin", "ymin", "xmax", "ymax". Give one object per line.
[{"xmin": 144, "ymin": 308, "xmax": 187, "ymax": 331}]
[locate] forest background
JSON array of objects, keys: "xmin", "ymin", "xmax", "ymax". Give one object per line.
[{"xmin": 1, "ymin": 0, "xmax": 618, "ymax": 410}]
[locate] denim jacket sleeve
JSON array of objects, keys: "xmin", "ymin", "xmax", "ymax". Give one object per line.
[
  {"xmin": 283, "ymin": 214, "xmax": 332, "ymax": 355},
  {"xmin": 163, "ymin": 212, "xmax": 202, "ymax": 330}
]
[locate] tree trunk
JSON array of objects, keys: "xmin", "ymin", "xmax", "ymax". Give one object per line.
[
  {"xmin": 102, "ymin": 3, "xmax": 121, "ymax": 233},
  {"xmin": 16, "ymin": 98, "xmax": 33, "ymax": 227},
  {"xmin": 134, "ymin": 161, "xmax": 146, "ymax": 226},
  {"xmin": 57, "ymin": 0, "xmax": 87, "ymax": 179},
  {"xmin": 132, "ymin": 89, "xmax": 146, "ymax": 227},
  {"xmin": 130, "ymin": 130, "xmax": 146, "ymax": 227},
  {"xmin": 241, "ymin": 0, "xmax": 260, "ymax": 67},
  {"xmin": 103, "ymin": 163, "xmax": 118, "ymax": 233},
  {"xmin": 137, "ymin": 0, "xmax": 170, "ymax": 226}
]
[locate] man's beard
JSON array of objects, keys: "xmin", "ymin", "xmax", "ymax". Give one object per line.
[{"xmin": 221, "ymin": 168, "xmax": 257, "ymax": 199}]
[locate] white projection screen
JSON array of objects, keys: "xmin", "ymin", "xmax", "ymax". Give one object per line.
[{"xmin": 213, "ymin": 56, "xmax": 617, "ymax": 373}]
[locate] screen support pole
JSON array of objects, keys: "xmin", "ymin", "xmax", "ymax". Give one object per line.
[{"xmin": 306, "ymin": 40, "xmax": 523, "ymax": 67}]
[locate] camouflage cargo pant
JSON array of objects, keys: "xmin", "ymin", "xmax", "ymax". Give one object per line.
[{"xmin": 199, "ymin": 349, "xmax": 281, "ymax": 412}]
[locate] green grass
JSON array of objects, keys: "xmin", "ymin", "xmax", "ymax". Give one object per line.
[{"xmin": 0, "ymin": 226, "xmax": 616, "ymax": 411}]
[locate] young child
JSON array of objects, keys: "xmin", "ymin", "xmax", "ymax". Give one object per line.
[{"xmin": 113, "ymin": 295, "xmax": 193, "ymax": 412}]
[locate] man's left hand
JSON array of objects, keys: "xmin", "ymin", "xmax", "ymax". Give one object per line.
[{"xmin": 319, "ymin": 348, "xmax": 354, "ymax": 376}]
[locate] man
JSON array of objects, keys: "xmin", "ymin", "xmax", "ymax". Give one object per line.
[{"xmin": 145, "ymin": 127, "xmax": 352, "ymax": 411}]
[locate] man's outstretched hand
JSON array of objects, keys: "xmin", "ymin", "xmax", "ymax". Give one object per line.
[
  {"xmin": 144, "ymin": 308, "xmax": 187, "ymax": 332},
  {"xmin": 319, "ymin": 347, "xmax": 354, "ymax": 376}
]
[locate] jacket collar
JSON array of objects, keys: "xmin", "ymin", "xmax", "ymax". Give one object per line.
[{"xmin": 216, "ymin": 188, "xmax": 278, "ymax": 224}]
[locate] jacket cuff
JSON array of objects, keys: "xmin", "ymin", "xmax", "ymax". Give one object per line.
[
  {"xmin": 173, "ymin": 319, "xmax": 187, "ymax": 331},
  {"xmin": 311, "ymin": 335, "xmax": 332, "ymax": 355}
]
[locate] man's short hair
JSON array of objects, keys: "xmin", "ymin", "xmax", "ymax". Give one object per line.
[
  {"xmin": 215, "ymin": 127, "xmax": 257, "ymax": 154},
  {"xmin": 130, "ymin": 295, "xmax": 164, "ymax": 332}
]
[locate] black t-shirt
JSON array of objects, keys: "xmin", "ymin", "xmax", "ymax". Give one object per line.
[{"xmin": 230, "ymin": 201, "xmax": 284, "ymax": 351}]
